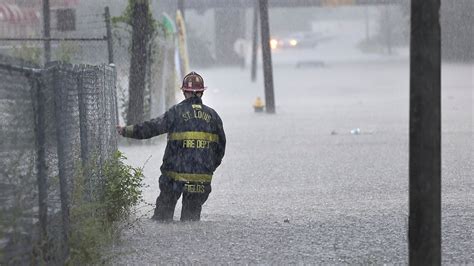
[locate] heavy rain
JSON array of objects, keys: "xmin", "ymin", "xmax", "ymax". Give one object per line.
[{"xmin": 0, "ymin": 0, "xmax": 472, "ymax": 264}]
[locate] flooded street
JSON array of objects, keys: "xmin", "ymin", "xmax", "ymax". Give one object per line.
[
  {"xmin": 113, "ymin": 58, "xmax": 473, "ymax": 264},
  {"xmin": 1, "ymin": 0, "xmax": 472, "ymax": 264}
]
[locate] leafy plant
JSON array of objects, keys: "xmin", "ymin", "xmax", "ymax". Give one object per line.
[
  {"xmin": 112, "ymin": 0, "xmax": 157, "ymax": 33},
  {"xmin": 102, "ymin": 151, "xmax": 144, "ymax": 222},
  {"xmin": 69, "ymin": 202, "xmax": 113, "ymax": 264},
  {"xmin": 67, "ymin": 150, "xmax": 144, "ymax": 264}
]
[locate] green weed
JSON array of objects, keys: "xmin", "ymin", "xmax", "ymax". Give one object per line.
[{"xmin": 67, "ymin": 150, "xmax": 144, "ymax": 265}]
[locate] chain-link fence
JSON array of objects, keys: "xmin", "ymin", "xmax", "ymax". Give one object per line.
[{"xmin": 0, "ymin": 55, "xmax": 117, "ymax": 264}]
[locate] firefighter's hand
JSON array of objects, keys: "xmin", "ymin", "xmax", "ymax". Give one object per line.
[{"xmin": 116, "ymin": 125, "xmax": 125, "ymax": 136}]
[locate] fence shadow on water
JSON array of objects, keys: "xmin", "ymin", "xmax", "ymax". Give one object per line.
[{"xmin": 0, "ymin": 55, "xmax": 118, "ymax": 264}]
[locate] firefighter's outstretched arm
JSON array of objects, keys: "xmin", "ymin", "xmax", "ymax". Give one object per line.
[{"xmin": 117, "ymin": 113, "xmax": 169, "ymax": 139}]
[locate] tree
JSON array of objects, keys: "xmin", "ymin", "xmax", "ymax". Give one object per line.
[{"xmin": 126, "ymin": 0, "xmax": 154, "ymax": 125}]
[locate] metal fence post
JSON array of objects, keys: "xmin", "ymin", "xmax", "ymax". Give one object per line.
[
  {"xmin": 111, "ymin": 65, "xmax": 119, "ymax": 148},
  {"xmin": 105, "ymin": 7, "xmax": 114, "ymax": 64},
  {"xmin": 42, "ymin": 0, "xmax": 51, "ymax": 63},
  {"xmin": 52, "ymin": 65, "xmax": 70, "ymax": 261},
  {"xmin": 77, "ymin": 66, "xmax": 89, "ymax": 166},
  {"xmin": 99, "ymin": 65, "xmax": 106, "ymax": 166},
  {"xmin": 77, "ymin": 66, "xmax": 93, "ymax": 201},
  {"xmin": 29, "ymin": 72, "xmax": 48, "ymax": 256}
]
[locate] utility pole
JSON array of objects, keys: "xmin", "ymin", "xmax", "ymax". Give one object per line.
[
  {"xmin": 409, "ymin": 0, "xmax": 441, "ymax": 265},
  {"xmin": 42, "ymin": 0, "xmax": 51, "ymax": 63},
  {"xmin": 250, "ymin": 0, "xmax": 259, "ymax": 82},
  {"xmin": 127, "ymin": 1, "xmax": 150, "ymax": 125},
  {"xmin": 258, "ymin": 0, "xmax": 275, "ymax": 113},
  {"xmin": 104, "ymin": 7, "xmax": 114, "ymax": 64}
]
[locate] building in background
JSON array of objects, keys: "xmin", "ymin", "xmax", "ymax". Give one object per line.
[
  {"xmin": 0, "ymin": 0, "xmax": 41, "ymax": 38},
  {"xmin": 0, "ymin": 0, "xmax": 131, "ymax": 64}
]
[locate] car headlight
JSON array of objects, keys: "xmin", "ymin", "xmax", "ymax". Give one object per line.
[{"xmin": 270, "ymin": 39, "xmax": 278, "ymax": 49}]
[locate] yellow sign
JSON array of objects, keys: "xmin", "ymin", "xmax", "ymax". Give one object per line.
[{"xmin": 176, "ymin": 10, "xmax": 190, "ymax": 77}]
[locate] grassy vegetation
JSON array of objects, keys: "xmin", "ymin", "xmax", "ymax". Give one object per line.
[{"xmin": 67, "ymin": 150, "xmax": 144, "ymax": 264}]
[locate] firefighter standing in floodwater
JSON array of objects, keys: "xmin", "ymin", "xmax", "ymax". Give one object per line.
[{"xmin": 117, "ymin": 72, "xmax": 226, "ymax": 222}]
